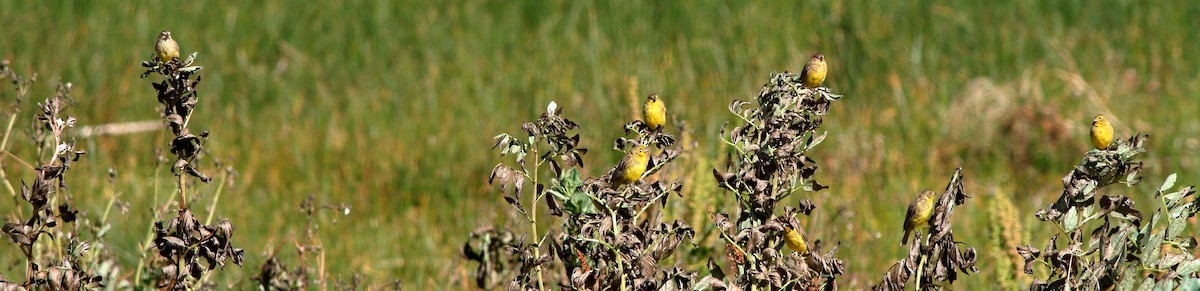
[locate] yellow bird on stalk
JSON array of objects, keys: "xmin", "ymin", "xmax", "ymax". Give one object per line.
[
  {"xmin": 643, "ymin": 94, "xmax": 666, "ymax": 131},
  {"xmin": 1091, "ymin": 114, "xmax": 1114, "ymax": 150},
  {"xmin": 901, "ymin": 189, "xmax": 937, "ymax": 245},
  {"xmin": 783, "ymin": 227, "xmax": 808, "ymax": 254},
  {"xmin": 610, "ymin": 144, "xmax": 650, "ymax": 188},
  {"xmin": 800, "ymin": 53, "xmax": 827, "ymax": 88},
  {"xmin": 156, "ymin": 31, "xmax": 180, "ymax": 63}
]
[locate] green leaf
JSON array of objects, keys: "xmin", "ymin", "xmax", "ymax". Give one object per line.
[
  {"xmin": 1080, "ymin": 182, "xmax": 1097, "ymax": 200},
  {"xmin": 1118, "ymin": 267, "xmax": 1138, "ymax": 291},
  {"xmin": 1164, "ymin": 190, "xmax": 1187, "ymax": 204},
  {"xmin": 1064, "ymin": 206, "xmax": 1080, "ymax": 232},
  {"xmin": 1136, "ymin": 277, "xmax": 1155, "ymax": 291},
  {"xmin": 184, "ymin": 51, "xmax": 198, "ymax": 65},
  {"xmin": 179, "ymin": 65, "xmax": 204, "ymax": 73},
  {"xmin": 1143, "ymin": 233, "xmax": 1163, "ymax": 263},
  {"xmin": 1178, "ymin": 259, "xmax": 1200, "ymax": 276},
  {"xmin": 1160, "ymin": 173, "xmax": 1177, "ymax": 194},
  {"xmin": 1180, "ymin": 277, "xmax": 1200, "ymax": 291},
  {"xmin": 1126, "ymin": 172, "xmax": 1143, "ymax": 186},
  {"xmin": 561, "ymin": 168, "xmax": 581, "ymax": 185},
  {"xmin": 1156, "ymin": 279, "xmax": 1177, "ymax": 291},
  {"xmin": 1167, "ymin": 215, "xmax": 1186, "ymax": 240},
  {"xmin": 557, "ymin": 169, "xmax": 591, "ymax": 214},
  {"xmin": 547, "ymin": 188, "xmax": 567, "ymax": 201}
]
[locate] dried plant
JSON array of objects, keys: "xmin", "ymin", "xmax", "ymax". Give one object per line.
[
  {"xmin": 553, "ymin": 130, "xmax": 693, "ymax": 289},
  {"xmin": 474, "ymin": 101, "xmax": 587, "ymax": 289},
  {"xmin": 703, "ymin": 71, "xmax": 845, "ymax": 289},
  {"xmin": 469, "ymin": 97, "xmax": 697, "ymax": 290},
  {"xmin": 138, "ymin": 38, "xmax": 243, "ymax": 289},
  {"xmin": 873, "ymin": 168, "xmax": 978, "ymax": 290},
  {"xmin": 1019, "ymin": 134, "xmax": 1200, "ymax": 289},
  {"xmin": 254, "ymin": 194, "xmax": 351, "ymax": 290},
  {"xmin": 0, "ymin": 68, "xmax": 106, "ymax": 290}
]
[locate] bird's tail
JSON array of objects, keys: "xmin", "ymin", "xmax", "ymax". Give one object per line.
[{"xmin": 900, "ymin": 230, "xmax": 910, "ymax": 246}]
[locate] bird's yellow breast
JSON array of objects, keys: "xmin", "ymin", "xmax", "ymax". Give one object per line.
[
  {"xmin": 1090, "ymin": 120, "xmax": 1114, "ymax": 149},
  {"xmin": 644, "ymin": 99, "xmax": 666, "ymax": 130},
  {"xmin": 784, "ymin": 228, "xmax": 807, "ymax": 253},
  {"xmin": 613, "ymin": 150, "xmax": 650, "ymax": 187}
]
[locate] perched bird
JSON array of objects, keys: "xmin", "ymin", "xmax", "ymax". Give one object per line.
[
  {"xmin": 901, "ymin": 189, "xmax": 938, "ymax": 245},
  {"xmin": 800, "ymin": 53, "xmax": 827, "ymax": 88},
  {"xmin": 1091, "ymin": 114, "xmax": 1114, "ymax": 150},
  {"xmin": 156, "ymin": 31, "xmax": 180, "ymax": 63},
  {"xmin": 643, "ymin": 94, "xmax": 666, "ymax": 131},
  {"xmin": 783, "ymin": 227, "xmax": 808, "ymax": 254},
  {"xmin": 610, "ymin": 144, "xmax": 650, "ymax": 188}
]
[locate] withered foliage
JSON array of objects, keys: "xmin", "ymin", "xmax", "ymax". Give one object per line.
[
  {"xmin": 1035, "ymin": 134, "xmax": 1147, "ymax": 223},
  {"xmin": 463, "ymin": 227, "xmax": 521, "ymax": 288},
  {"xmin": 255, "ymin": 195, "xmax": 353, "ymax": 290},
  {"xmin": 140, "ymin": 51, "xmax": 210, "ymax": 184},
  {"xmin": 558, "ymin": 131, "xmax": 693, "ymax": 290},
  {"xmin": 713, "ymin": 72, "xmax": 838, "ymax": 220},
  {"xmin": 470, "ymin": 100, "xmax": 696, "ymax": 290},
  {"xmin": 1020, "ymin": 134, "xmax": 1200, "ymax": 289},
  {"xmin": 704, "ymin": 71, "xmax": 845, "ymax": 289},
  {"xmin": 0, "ymin": 79, "xmax": 105, "ymax": 290},
  {"xmin": 140, "ymin": 48, "xmax": 243, "ymax": 289},
  {"xmin": 874, "ymin": 168, "xmax": 978, "ymax": 290}
]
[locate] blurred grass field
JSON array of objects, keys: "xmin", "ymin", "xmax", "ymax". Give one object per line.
[{"xmin": 1, "ymin": 0, "xmax": 1198, "ymax": 288}]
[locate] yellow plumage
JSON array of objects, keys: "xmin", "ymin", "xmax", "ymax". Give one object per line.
[
  {"xmin": 901, "ymin": 189, "xmax": 937, "ymax": 245},
  {"xmin": 610, "ymin": 144, "xmax": 650, "ymax": 188},
  {"xmin": 784, "ymin": 227, "xmax": 808, "ymax": 254},
  {"xmin": 643, "ymin": 94, "xmax": 666, "ymax": 131},
  {"xmin": 800, "ymin": 53, "xmax": 827, "ymax": 88},
  {"xmin": 1091, "ymin": 114, "xmax": 1114, "ymax": 150},
  {"xmin": 156, "ymin": 31, "xmax": 180, "ymax": 63}
]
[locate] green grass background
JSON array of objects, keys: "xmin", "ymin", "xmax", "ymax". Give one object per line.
[{"xmin": 1, "ymin": 0, "xmax": 1198, "ymax": 289}]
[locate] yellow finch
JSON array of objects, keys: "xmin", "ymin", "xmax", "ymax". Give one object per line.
[
  {"xmin": 156, "ymin": 31, "xmax": 180, "ymax": 63},
  {"xmin": 643, "ymin": 94, "xmax": 666, "ymax": 131},
  {"xmin": 610, "ymin": 144, "xmax": 650, "ymax": 188},
  {"xmin": 1091, "ymin": 114, "xmax": 1114, "ymax": 150},
  {"xmin": 783, "ymin": 227, "xmax": 808, "ymax": 254},
  {"xmin": 901, "ymin": 189, "xmax": 937, "ymax": 245},
  {"xmin": 800, "ymin": 53, "xmax": 827, "ymax": 88}
]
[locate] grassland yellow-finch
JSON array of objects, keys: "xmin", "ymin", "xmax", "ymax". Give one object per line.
[
  {"xmin": 783, "ymin": 227, "xmax": 808, "ymax": 254},
  {"xmin": 1090, "ymin": 114, "xmax": 1114, "ymax": 150},
  {"xmin": 610, "ymin": 144, "xmax": 650, "ymax": 188},
  {"xmin": 901, "ymin": 189, "xmax": 937, "ymax": 245},
  {"xmin": 156, "ymin": 31, "xmax": 180, "ymax": 63},
  {"xmin": 800, "ymin": 53, "xmax": 827, "ymax": 88},
  {"xmin": 643, "ymin": 94, "xmax": 666, "ymax": 131}
]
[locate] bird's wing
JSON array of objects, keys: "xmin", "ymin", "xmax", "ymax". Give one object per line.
[
  {"xmin": 609, "ymin": 154, "xmax": 633, "ymax": 182},
  {"xmin": 904, "ymin": 199, "xmax": 920, "ymax": 229}
]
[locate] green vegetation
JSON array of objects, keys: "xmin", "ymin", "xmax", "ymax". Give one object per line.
[{"xmin": 0, "ymin": 1, "xmax": 1198, "ymax": 288}]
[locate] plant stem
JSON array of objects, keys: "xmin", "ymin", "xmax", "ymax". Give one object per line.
[
  {"xmin": 100, "ymin": 180, "xmax": 117, "ymax": 225},
  {"xmin": 204, "ymin": 171, "xmax": 228, "ymax": 225},
  {"xmin": 0, "ymin": 111, "xmax": 18, "ymax": 198},
  {"xmin": 529, "ymin": 140, "xmax": 545, "ymax": 291},
  {"xmin": 178, "ymin": 174, "xmax": 187, "ymax": 209},
  {"xmin": 915, "ymin": 243, "xmax": 928, "ymax": 290}
]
